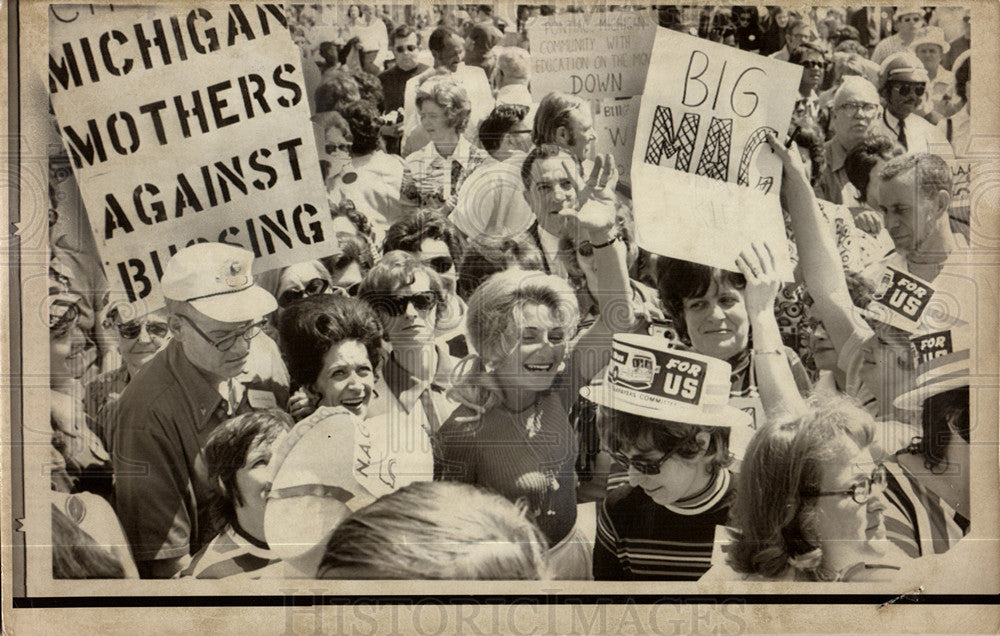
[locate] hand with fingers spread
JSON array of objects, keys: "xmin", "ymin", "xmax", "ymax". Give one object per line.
[
  {"xmin": 735, "ymin": 242, "xmax": 781, "ymax": 317},
  {"xmin": 575, "ymin": 154, "xmax": 620, "ymax": 240}
]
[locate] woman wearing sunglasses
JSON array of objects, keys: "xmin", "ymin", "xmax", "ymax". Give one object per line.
[
  {"xmin": 84, "ymin": 300, "xmax": 171, "ymax": 430},
  {"xmin": 586, "ymin": 339, "xmax": 751, "ymax": 580},
  {"xmin": 353, "ymin": 251, "xmax": 461, "ymax": 497},
  {"xmin": 436, "ymin": 155, "xmax": 631, "ymax": 579}
]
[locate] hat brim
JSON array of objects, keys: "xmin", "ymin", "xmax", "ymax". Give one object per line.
[
  {"xmin": 580, "ymin": 384, "xmax": 752, "ymax": 429},
  {"xmin": 188, "ymin": 284, "xmax": 277, "ymax": 322},
  {"xmin": 893, "ymin": 376, "xmax": 969, "ymax": 411}
]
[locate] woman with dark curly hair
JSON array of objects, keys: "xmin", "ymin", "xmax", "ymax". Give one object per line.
[{"xmin": 279, "ymin": 294, "xmax": 385, "ymax": 421}]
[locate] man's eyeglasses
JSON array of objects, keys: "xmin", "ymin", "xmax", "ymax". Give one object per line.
[
  {"xmin": 800, "ymin": 60, "xmax": 825, "ymax": 70},
  {"xmin": 325, "ymin": 143, "xmax": 351, "ymax": 155},
  {"xmin": 899, "ymin": 15, "xmax": 924, "ymax": 24},
  {"xmin": 891, "ymin": 82, "xmax": 926, "ymax": 97},
  {"xmin": 376, "ymin": 292, "xmax": 437, "ymax": 317},
  {"xmin": 278, "ymin": 278, "xmax": 330, "ymax": 308},
  {"xmin": 837, "ymin": 101, "xmax": 879, "ymax": 116},
  {"xmin": 395, "ymin": 44, "xmax": 417, "ymax": 52},
  {"xmin": 422, "ymin": 256, "xmax": 454, "ymax": 274},
  {"xmin": 178, "ymin": 314, "xmax": 264, "ymax": 352},
  {"xmin": 116, "ymin": 320, "xmax": 169, "ymax": 340},
  {"xmin": 802, "ymin": 464, "xmax": 887, "ymax": 504}
]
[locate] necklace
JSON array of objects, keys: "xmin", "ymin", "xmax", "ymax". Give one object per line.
[{"xmin": 504, "ymin": 397, "xmax": 560, "ymax": 518}]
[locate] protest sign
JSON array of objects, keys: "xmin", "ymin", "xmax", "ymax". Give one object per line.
[
  {"xmin": 630, "ymin": 28, "xmax": 801, "ymax": 277},
  {"xmin": 526, "ymin": 10, "xmax": 657, "ymax": 102},
  {"xmin": 592, "ymin": 96, "xmax": 641, "ymax": 189},
  {"xmin": 48, "ymin": 4, "xmax": 336, "ymax": 310}
]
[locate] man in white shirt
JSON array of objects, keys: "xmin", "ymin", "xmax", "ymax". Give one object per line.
[
  {"xmin": 871, "ymin": 9, "xmax": 924, "ymax": 65},
  {"xmin": 768, "ymin": 17, "xmax": 818, "ymax": 62},
  {"xmin": 872, "ymin": 53, "xmax": 954, "ymax": 159},
  {"xmin": 400, "ymin": 27, "xmax": 494, "ymax": 157}
]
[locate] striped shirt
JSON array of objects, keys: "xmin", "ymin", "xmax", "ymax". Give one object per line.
[
  {"xmin": 180, "ymin": 524, "xmax": 279, "ymax": 579},
  {"xmin": 882, "ymin": 460, "xmax": 966, "ymax": 559},
  {"xmin": 594, "ymin": 470, "xmax": 733, "ymax": 581}
]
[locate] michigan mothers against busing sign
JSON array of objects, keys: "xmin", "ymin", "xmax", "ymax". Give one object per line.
[
  {"xmin": 48, "ymin": 4, "xmax": 336, "ymax": 310},
  {"xmin": 631, "ymin": 28, "xmax": 802, "ymax": 277}
]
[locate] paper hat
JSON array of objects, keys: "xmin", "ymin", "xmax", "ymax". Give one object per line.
[
  {"xmin": 579, "ymin": 334, "xmax": 751, "ymax": 428},
  {"xmin": 893, "ymin": 349, "xmax": 969, "ymax": 411},
  {"xmin": 881, "ymin": 52, "xmax": 930, "ymax": 86},
  {"xmin": 161, "ymin": 243, "xmax": 277, "ymax": 322},
  {"xmin": 858, "ymin": 265, "xmax": 937, "ymax": 334},
  {"xmin": 910, "ymin": 26, "xmax": 950, "ymax": 55},
  {"xmin": 264, "ymin": 407, "xmax": 376, "ymax": 562}
]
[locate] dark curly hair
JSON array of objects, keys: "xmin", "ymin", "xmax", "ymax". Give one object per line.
[
  {"xmin": 340, "ymin": 99, "xmax": 383, "ymax": 156},
  {"xmin": 278, "ymin": 294, "xmax": 385, "ymax": 392},
  {"xmin": 382, "ymin": 208, "xmax": 465, "ymax": 264},
  {"xmin": 655, "ymin": 256, "xmax": 746, "ymax": 343}
]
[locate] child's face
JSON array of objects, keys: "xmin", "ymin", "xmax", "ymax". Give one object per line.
[{"xmin": 617, "ymin": 432, "xmax": 714, "ymax": 507}]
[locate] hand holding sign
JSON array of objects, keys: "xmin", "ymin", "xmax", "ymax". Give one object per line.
[{"xmin": 736, "ymin": 241, "xmax": 781, "ymax": 317}]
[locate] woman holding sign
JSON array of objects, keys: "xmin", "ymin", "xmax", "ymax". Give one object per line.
[
  {"xmin": 436, "ymin": 154, "xmax": 631, "ymax": 580},
  {"xmin": 656, "ymin": 246, "xmax": 811, "ymax": 430}
]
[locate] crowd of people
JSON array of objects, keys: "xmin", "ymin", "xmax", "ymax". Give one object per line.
[{"xmin": 47, "ymin": 4, "xmax": 975, "ymax": 583}]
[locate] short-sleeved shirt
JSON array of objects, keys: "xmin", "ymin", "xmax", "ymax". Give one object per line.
[
  {"xmin": 111, "ymin": 337, "xmax": 289, "ymax": 564},
  {"xmin": 180, "ymin": 523, "xmax": 279, "ymax": 579}
]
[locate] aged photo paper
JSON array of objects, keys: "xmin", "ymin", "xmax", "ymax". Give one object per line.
[{"xmin": 3, "ymin": 1, "xmax": 998, "ymax": 633}]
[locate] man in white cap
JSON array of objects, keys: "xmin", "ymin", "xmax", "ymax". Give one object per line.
[
  {"xmin": 910, "ymin": 26, "xmax": 957, "ymax": 123},
  {"xmin": 111, "ymin": 243, "xmax": 288, "ymax": 578},
  {"xmin": 814, "ymin": 76, "xmax": 882, "ymax": 205},
  {"xmin": 872, "ymin": 52, "xmax": 953, "ymax": 158},
  {"xmin": 871, "ymin": 8, "xmax": 925, "ymax": 65}
]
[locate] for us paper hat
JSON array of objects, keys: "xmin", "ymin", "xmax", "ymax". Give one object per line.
[
  {"xmin": 161, "ymin": 243, "xmax": 276, "ymax": 322},
  {"xmin": 858, "ymin": 265, "xmax": 941, "ymax": 334},
  {"xmin": 263, "ymin": 407, "xmax": 376, "ymax": 561},
  {"xmin": 895, "ymin": 323, "xmax": 973, "ymax": 411},
  {"xmin": 579, "ymin": 334, "xmax": 752, "ymax": 429}
]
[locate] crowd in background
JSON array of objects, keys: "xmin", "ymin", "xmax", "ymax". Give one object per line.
[{"xmin": 47, "ymin": 4, "xmax": 974, "ymax": 583}]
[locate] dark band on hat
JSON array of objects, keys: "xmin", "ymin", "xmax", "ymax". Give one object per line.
[
  {"xmin": 185, "ymin": 283, "xmax": 253, "ymax": 303},
  {"xmin": 267, "ymin": 484, "xmax": 355, "ymax": 504}
]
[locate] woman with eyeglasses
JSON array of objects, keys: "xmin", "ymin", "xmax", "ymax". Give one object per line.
[
  {"xmin": 256, "ymin": 260, "xmax": 336, "ymax": 353},
  {"xmin": 351, "ymin": 251, "xmax": 460, "ymax": 497},
  {"xmin": 721, "ymin": 396, "xmax": 905, "ymax": 582},
  {"xmin": 383, "ymin": 209, "xmax": 468, "ymax": 356},
  {"xmin": 279, "ymin": 293, "xmax": 385, "ymax": 423},
  {"xmin": 323, "ymin": 233, "xmax": 376, "ymax": 297},
  {"xmin": 84, "ymin": 300, "xmax": 171, "ymax": 439},
  {"xmin": 49, "ymin": 276, "xmax": 113, "ymax": 498}
]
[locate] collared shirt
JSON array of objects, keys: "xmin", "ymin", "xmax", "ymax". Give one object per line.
[
  {"xmin": 400, "ymin": 64, "xmax": 495, "ymax": 157},
  {"xmin": 111, "ymin": 337, "xmax": 288, "ymax": 564},
  {"xmin": 355, "ymin": 347, "xmax": 458, "ymax": 498},
  {"xmin": 814, "ymin": 139, "xmax": 855, "ymax": 205},
  {"xmin": 400, "ymin": 135, "xmax": 489, "ymax": 212},
  {"xmin": 874, "ymin": 110, "xmax": 955, "ymax": 159},
  {"xmin": 526, "ymin": 222, "xmax": 570, "ymax": 280},
  {"xmin": 451, "ymin": 153, "xmax": 535, "ymax": 239}
]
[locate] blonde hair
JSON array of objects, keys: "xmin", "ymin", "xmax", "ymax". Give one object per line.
[{"xmin": 448, "ymin": 269, "xmax": 579, "ymax": 415}]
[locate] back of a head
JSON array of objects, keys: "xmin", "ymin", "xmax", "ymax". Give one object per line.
[
  {"xmin": 340, "ymin": 99, "xmax": 381, "ymax": 156},
  {"xmin": 428, "ymin": 26, "xmax": 458, "ymax": 54},
  {"xmin": 479, "ymin": 103, "xmax": 529, "ymax": 156},
  {"xmin": 316, "ymin": 481, "xmax": 549, "ymax": 579},
  {"xmin": 458, "ymin": 233, "xmax": 545, "ymax": 300},
  {"xmin": 532, "ymin": 92, "xmax": 584, "ymax": 147}
]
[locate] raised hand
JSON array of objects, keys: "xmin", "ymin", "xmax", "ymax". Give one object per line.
[{"xmin": 735, "ymin": 241, "xmax": 781, "ymax": 316}]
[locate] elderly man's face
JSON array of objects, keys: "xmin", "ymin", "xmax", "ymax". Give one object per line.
[
  {"xmin": 831, "ymin": 88, "xmax": 880, "ymax": 146},
  {"xmin": 526, "ymin": 154, "xmax": 581, "ymax": 236},
  {"xmin": 172, "ymin": 306, "xmax": 258, "ymax": 382}
]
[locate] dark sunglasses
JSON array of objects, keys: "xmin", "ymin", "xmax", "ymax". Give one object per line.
[
  {"xmin": 395, "ymin": 44, "xmax": 417, "ymax": 52},
  {"xmin": 117, "ymin": 320, "xmax": 169, "ymax": 340},
  {"xmin": 800, "ymin": 60, "xmax": 825, "ymax": 70},
  {"xmin": 332, "ymin": 281, "xmax": 362, "ymax": 297},
  {"xmin": 607, "ymin": 447, "xmax": 682, "ymax": 476},
  {"xmin": 891, "ymin": 83, "xmax": 926, "ymax": 97},
  {"xmin": 378, "ymin": 292, "xmax": 437, "ymax": 317},
  {"xmin": 278, "ymin": 278, "xmax": 330, "ymax": 308},
  {"xmin": 423, "ymin": 256, "xmax": 454, "ymax": 274},
  {"xmin": 325, "ymin": 143, "xmax": 351, "ymax": 154}
]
